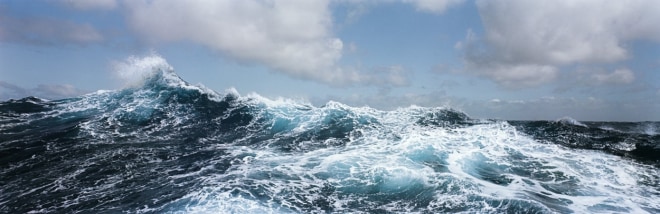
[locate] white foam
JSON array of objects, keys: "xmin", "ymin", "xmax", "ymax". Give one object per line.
[
  {"xmin": 641, "ymin": 123, "xmax": 658, "ymax": 135},
  {"xmin": 175, "ymin": 103, "xmax": 658, "ymax": 213}
]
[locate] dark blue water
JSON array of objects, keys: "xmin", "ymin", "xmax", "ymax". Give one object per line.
[{"xmin": 1, "ymin": 68, "xmax": 659, "ymax": 213}]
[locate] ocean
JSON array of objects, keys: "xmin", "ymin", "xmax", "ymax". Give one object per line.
[{"xmin": 1, "ymin": 67, "xmax": 658, "ymax": 213}]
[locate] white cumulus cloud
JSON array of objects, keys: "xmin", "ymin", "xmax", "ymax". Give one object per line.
[{"xmin": 458, "ymin": 0, "xmax": 660, "ymax": 88}]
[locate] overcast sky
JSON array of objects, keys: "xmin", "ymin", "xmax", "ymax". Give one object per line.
[{"xmin": 1, "ymin": 0, "xmax": 659, "ymax": 121}]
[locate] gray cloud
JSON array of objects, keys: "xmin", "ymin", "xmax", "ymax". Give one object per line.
[
  {"xmin": 0, "ymin": 14, "xmax": 103, "ymax": 46},
  {"xmin": 455, "ymin": 30, "xmax": 559, "ymax": 88},
  {"xmin": 335, "ymin": 0, "xmax": 465, "ymax": 24},
  {"xmin": 0, "ymin": 81, "xmax": 29, "ymax": 99},
  {"xmin": 457, "ymin": 0, "xmax": 660, "ymax": 88},
  {"xmin": 0, "ymin": 81, "xmax": 88, "ymax": 100},
  {"xmin": 553, "ymin": 66, "xmax": 640, "ymax": 94},
  {"xmin": 577, "ymin": 67, "xmax": 635, "ymax": 86},
  {"xmin": 63, "ymin": 0, "xmax": 117, "ymax": 10}
]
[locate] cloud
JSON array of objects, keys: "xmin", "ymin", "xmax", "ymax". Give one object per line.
[
  {"xmin": 335, "ymin": 0, "xmax": 465, "ymax": 23},
  {"xmin": 63, "ymin": 0, "xmax": 117, "ymax": 10},
  {"xmin": 483, "ymin": 64, "xmax": 558, "ymax": 88},
  {"xmin": 0, "ymin": 81, "xmax": 29, "ymax": 98},
  {"xmin": 0, "ymin": 14, "xmax": 103, "ymax": 46},
  {"xmin": 403, "ymin": 0, "xmax": 465, "ymax": 13},
  {"xmin": 476, "ymin": 0, "xmax": 660, "ymax": 64},
  {"xmin": 0, "ymin": 81, "xmax": 88, "ymax": 100},
  {"xmin": 335, "ymin": 0, "xmax": 373, "ymax": 24},
  {"xmin": 554, "ymin": 67, "xmax": 636, "ymax": 92},
  {"xmin": 456, "ymin": 29, "xmax": 559, "ymax": 88},
  {"xmin": 589, "ymin": 68, "xmax": 635, "ymax": 85},
  {"xmin": 362, "ymin": 65, "xmax": 410, "ymax": 87},
  {"xmin": 462, "ymin": 60, "xmax": 559, "ymax": 89},
  {"xmin": 457, "ymin": 0, "xmax": 660, "ymax": 88}
]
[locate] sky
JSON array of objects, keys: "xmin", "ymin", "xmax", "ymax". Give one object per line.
[{"xmin": 1, "ymin": 0, "xmax": 659, "ymax": 121}]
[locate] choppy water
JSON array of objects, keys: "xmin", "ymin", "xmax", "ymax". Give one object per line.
[{"xmin": 1, "ymin": 64, "xmax": 658, "ymax": 213}]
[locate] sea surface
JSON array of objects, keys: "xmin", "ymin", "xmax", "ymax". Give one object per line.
[{"xmin": 1, "ymin": 67, "xmax": 659, "ymax": 213}]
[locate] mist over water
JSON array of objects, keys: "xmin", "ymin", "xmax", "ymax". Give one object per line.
[{"xmin": 1, "ymin": 57, "xmax": 658, "ymax": 213}]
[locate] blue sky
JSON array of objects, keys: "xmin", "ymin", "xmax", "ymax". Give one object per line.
[{"xmin": 1, "ymin": 0, "xmax": 659, "ymax": 121}]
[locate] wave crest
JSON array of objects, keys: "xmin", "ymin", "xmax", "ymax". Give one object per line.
[
  {"xmin": 113, "ymin": 53, "xmax": 177, "ymax": 88},
  {"xmin": 555, "ymin": 116, "xmax": 587, "ymax": 127}
]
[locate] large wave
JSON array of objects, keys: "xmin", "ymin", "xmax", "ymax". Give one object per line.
[{"xmin": 1, "ymin": 56, "xmax": 658, "ymax": 213}]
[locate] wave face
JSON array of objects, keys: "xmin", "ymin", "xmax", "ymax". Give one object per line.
[{"xmin": 1, "ymin": 68, "xmax": 659, "ymax": 213}]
